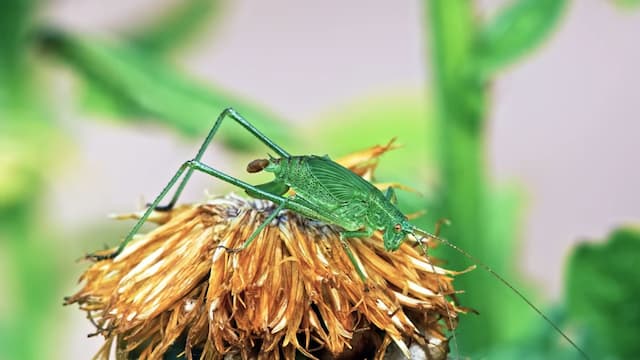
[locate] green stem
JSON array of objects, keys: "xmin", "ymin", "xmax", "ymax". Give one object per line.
[{"xmin": 426, "ymin": 0, "xmax": 495, "ymax": 354}]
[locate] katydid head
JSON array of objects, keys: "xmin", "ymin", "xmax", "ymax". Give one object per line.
[{"xmin": 383, "ymin": 219, "xmax": 413, "ymax": 251}]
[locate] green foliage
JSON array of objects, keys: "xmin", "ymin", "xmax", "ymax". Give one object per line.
[
  {"xmin": 128, "ymin": 0, "xmax": 226, "ymax": 55},
  {"xmin": 474, "ymin": 0, "xmax": 568, "ymax": 78},
  {"xmin": 0, "ymin": 0, "xmax": 44, "ymax": 121},
  {"xmin": 40, "ymin": 29, "xmax": 288, "ymax": 150},
  {"xmin": 614, "ymin": 0, "xmax": 640, "ymax": 9},
  {"xmin": 0, "ymin": 121, "xmax": 66, "ymax": 209},
  {"xmin": 426, "ymin": 0, "xmax": 569, "ymax": 355},
  {"xmin": 0, "ymin": 0, "xmax": 35, "ymax": 77},
  {"xmin": 566, "ymin": 228, "xmax": 640, "ymax": 359},
  {"xmin": 482, "ymin": 185, "xmax": 539, "ymax": 341},
  {"xmin": 310, "ymin": 91, "xmax": 435, "ymax": 175},
  {"xmin": 481, "ymin": 307, "xmax": 587, "ymax": 360},
  {"xmin": 0, "ymin": 1, "xmax": 66, "ymax": 359}
]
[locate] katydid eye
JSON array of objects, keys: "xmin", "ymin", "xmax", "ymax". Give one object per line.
[{"xmin": 394, "ymin": 224, "xmax": 402, "ymax": 232}]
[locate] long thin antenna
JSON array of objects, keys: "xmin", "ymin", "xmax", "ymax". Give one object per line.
[
  {"xmin": 413, "ymin": 235, "xmax": 460, "ymax": 359},
  {"xmin": 411, "ymin": 227, "xmax": 590, "ymax": 360}
]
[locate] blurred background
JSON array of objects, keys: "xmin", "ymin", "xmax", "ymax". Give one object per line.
[{"xmin": 1, "ymin": 0, "xmax": 639, "ymax": 359}]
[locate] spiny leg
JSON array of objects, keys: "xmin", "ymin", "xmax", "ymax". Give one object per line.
[
  {"xmin": 342, "ymin": 229, "xmax": 374, "ymax": 239},
  {"xmin": 217, "ymin": 199, "xmax": 289, "ymax": 253},
  {"xmin": 155, "ymin": 107, "xmax": 291, "ymax": 211},
  {"xmin": 340, "ymin": 229, "xmax": 374, "ymax": 283},
  {"xmin": 87, "ymin": 162, "xmax": 190, "ymax": 260},
  {"xmin": 384, "ymin": 186, "xmax": 397, "ymax": 204},
  {"xmin": 88, "ymin": 159, "xmax": 297, "ymax": 261}
]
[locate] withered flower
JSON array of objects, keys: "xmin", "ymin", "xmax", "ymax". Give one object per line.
[{"xmin": 66, "ymin": 141, "xmax": 465, "ymax": 359}]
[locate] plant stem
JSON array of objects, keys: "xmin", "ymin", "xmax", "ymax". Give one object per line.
[{"xmin": 426, "ymin": 0, "xmax": 495, "ymax": 354}]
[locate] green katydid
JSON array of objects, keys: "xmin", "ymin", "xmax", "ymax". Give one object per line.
[{"xmin": 88, "ymin": 108, "xmax": 588, "ymax": 359}]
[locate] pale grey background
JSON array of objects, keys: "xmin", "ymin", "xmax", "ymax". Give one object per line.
[{"xmin": 44, "ymin": 0, "xmax": 639, "ymax": 358}]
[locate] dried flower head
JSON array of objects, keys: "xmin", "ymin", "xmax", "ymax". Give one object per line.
[{"xmin": 66, "ymin": 141, "xmax": 465, "ymax": 359}]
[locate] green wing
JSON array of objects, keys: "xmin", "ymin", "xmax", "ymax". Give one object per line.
[{"xmin": 306, "ymin": 156, "xmax": 376, "ymax": 202}]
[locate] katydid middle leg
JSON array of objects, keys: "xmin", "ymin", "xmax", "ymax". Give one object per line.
[
  {"xmin": 217, "ymin": 199, "xmax": 289, "ymax": 253},
  {"xmin": 384, "ymin": 186, "xmax": 397, "ymax": 204},
  {"xmin": 339, "ymin": 228, "xmax": 374, "ymax": 282}
]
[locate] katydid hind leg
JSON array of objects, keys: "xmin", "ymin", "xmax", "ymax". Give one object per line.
[
  {"xmin": 154, "ymin": 108, "xmax": 291, "ymax": 211},
  {"xmin": 187, "ymin": 160, "xmax": 301, "ymax": 209},
  {"xmin": 89, "ymin": 159, "xmax": 293, "ymax": 261},
  {"xmin": 87, "ymin": 162, "xmax": 191, "ymax": 260}
]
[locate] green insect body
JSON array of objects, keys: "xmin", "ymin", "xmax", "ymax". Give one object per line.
[
  {"xmin": 255, "ymin": 155, "xmax": 412, "ymax": 252},
  {"xmin": 87, "ymin": 108, "xmax": 588, "ymax": 359}
]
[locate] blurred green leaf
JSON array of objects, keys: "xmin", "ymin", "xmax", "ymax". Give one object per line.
[
  {"xmin": 474, "ymin": 0, "xmax": 567, "ymax": 77},
  {"xmin": 0, "ymin": 122, "xmax": 65, "ymax": 209},
  {"xmin": 479, "ymin": 306, "xmax": 588, "ymax": 360},
  {"xmin": 613, "ymin": 0, "xmax": 640, "ymax": 9},
  {"xmin": 0, "ymin": 2, "xmax": 66, "ymax": 359},
  {"xmin": 40, "ymin": 29, "xmax": 289, "ymax": 151},
  {"xmin": 0, "ymin": 0, "xmax": 43, "ymax": 120},
  {"xmin": 481, "ymin": 185, "xmax": 536, "ymax": 343},
  {"xmin": 0, "ymin": 0, "xmax": 34, "ymax": 78},
  {"xmin": 0, "ymin": 0, "xmax": 40, "ymax": 209},
  {"xmin": 566, "ymin": 227, "xmax": 640, "ymax": 359},
  {"xmin": 128, "ymin": 0, "xmax": 226, "ymax": 54},
  {"xmin": 310, "ymin": 91, "xmax": 435, "ymax": 182},
  {"xmin": 0, "ymin": 199, "xmax": 63, "ymax": 360}
]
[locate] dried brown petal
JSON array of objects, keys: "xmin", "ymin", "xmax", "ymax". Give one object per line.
[{"xmin": 67, "ymin": 196, "xmax": 462, "ymax": 359}]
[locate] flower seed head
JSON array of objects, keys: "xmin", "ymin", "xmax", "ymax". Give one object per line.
[{"xmin": 66, "ymin": 141, "xmax": 464, "ymax": 359}]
